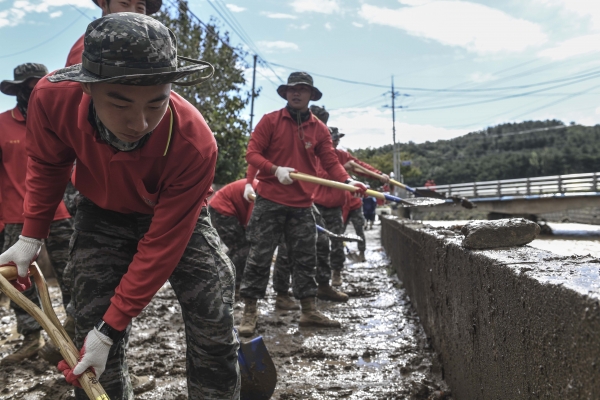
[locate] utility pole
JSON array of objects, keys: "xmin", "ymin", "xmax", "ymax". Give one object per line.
[
  {"xmin": 249, "ymin": 54, "xmax": 258, "ymax": 133},
  {"xmin": 391, "ymin": 76, "xmax": 401, "ymax": 185}
]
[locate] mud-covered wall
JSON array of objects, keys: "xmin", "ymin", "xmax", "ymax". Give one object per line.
[{"xmin": 381, "ymin": 216, "xmax": 600, "ymax": 400}]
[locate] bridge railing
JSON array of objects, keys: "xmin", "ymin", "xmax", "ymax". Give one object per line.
[{"xmin": 416, "ymin": 172, "xmax": 600, "ymax": 198}]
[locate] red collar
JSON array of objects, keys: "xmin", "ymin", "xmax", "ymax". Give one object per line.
[{"xmin": 10, "ymin": 106, "xmax": 25, "ymax": 122}]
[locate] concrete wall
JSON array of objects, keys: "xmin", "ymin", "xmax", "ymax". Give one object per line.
[
  {"xmin": 381, "ymin": 216, "xmax": 600, "ymax": 399},
  {"xmin": 540, "ymin": 206, "xmax": 600, "ymax": 225}
]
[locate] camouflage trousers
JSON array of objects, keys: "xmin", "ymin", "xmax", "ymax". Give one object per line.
[
  {"xmin": 315, "ymin": 205, "xmax": 345, "ymax": 273},
  {"xmin": 345, "ymin": 207, "xmax": 366, "ymax": 252},
  {"xmin": 241, "ymin": 196, "xmax": 317, "ymax": 300},
  {"xmin": 7, "ymin": 218, "xmax": 74, "ymax": 335},
  {"xmin": 208, "ymin": 205, "xmax": 249, "ymax": 286},
  {"xmin": 70, "ymin": 196, "xmax": 240, "ymax": 400}
]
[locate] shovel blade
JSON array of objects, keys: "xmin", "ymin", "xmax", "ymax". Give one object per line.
[
  {"xmin": 239, "ymin": 336, "xmax": 277, "ymax": 400},
  {"xmin": 401, "ymin": 197, "xmax": 447, "ymax": 207}
]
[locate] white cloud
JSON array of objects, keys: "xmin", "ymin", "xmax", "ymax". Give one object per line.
[
  {"xmin": 226, "ymin": 4, "xmax": 245, "ymax": 13},
  {"xmin": 261, "ymin": 12, "xmax": 297, "ymax": 19},
  {"xmin": 352, "ymin": 22, "xmax": 364, "ymax": 28},
  {"xmin": 324, "ymin": 22, "xmax": 332, "ymax": 30},
  {"xmin": 0, "ymin": 0, "xmax": 95, "ymax": 28},
  {"xmin": 257, "ymin": 40, "xmax": 299, "ymax": 53},
  {"xmin": 359, "ymin": 1, "xmax": 547, "ymax": 54},
  {"xmin": 330, "ymin": 107, "xmax": 468, "ymax": 149},
  {"xmin": 534, "ymin": 0, "xmax": 600, "ymax": 31},
  {"xmin": 538, "ymin": 33, "xmax": 600, "ymax": 60},
  {"xmin": 470, "ymin": 72, "xmax": 496, "ymax": 83},
  {"xmin": 49, "ymin": 10, "xmax": 62, "ymax": 18},
  {"xmin": 290, "ymin": 23, "xmax": 310, "ymax": 30},
  {"xmin": 290, "ymin": 0, "xmax": 340, "ymax": 14}
]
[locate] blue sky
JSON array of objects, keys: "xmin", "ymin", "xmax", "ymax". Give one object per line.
[{"xmin": 2, "ymin": 0, "xmax": 600, "ymax": 149}]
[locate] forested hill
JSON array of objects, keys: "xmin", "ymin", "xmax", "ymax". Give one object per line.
[{"xmin": 349, "ymin": 120, "xmax": 600, "ymax": 188}]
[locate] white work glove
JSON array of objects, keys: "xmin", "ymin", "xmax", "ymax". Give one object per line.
[
  {"xmin": 275, "ymin": 167, "xmax": 296, "ymax": 185},
  {"xmin": 347, "ymin": 179, "xmax": 368, "ymax": 198},
  {"xmin": 243, "ymin": 183, "xmax": 256, "ymax": 202},
  {"xmin": 0, "ymin": 235, "xmax": 43, "ymax": 291},
  {"xmin": 58, "ymin": 327, "xmax": 113, "ymax": 387}
]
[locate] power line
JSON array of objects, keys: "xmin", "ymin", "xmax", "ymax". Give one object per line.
[{"xmin": 0, "ymin": 14, "xmax": 84, "ymax": 59}]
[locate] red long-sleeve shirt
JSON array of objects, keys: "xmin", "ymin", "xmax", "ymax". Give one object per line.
[
  {"xmin": 209, "ymin": 178, "xmax": 258, "ymax": 227},
  {"xmin": 0, "ymin": 107, "xmax": 70, "ymax": 223},
  {"xmin": 24, "ymin": 77, "xmax": 217, "ymax": 330},
  {"xmin": 65, "ymin": 35, "xmax": 84, "ymax": 67},
  {"xmin": 314, "ymin": 148, "xmax": 382, "ymax": 208},
  {"xmin": 246, "ymin": 108, "xmax": 349, "ymax": 207}
]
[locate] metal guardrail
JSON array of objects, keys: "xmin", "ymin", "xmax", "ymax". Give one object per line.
[{"xmin": 416, "ymin": 172, "xmax": 600, "ymax": 198}]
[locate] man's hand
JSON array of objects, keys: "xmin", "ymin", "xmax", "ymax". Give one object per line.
[
  {"xmin": 274, "ymin": 167, "xmax": 296, "ymax": 185},
  {"xmin": 57, "ymin": 327, "xmax": 113, "ymax": 388},
  {"xmin": 347, "ymin": 179, "xmax": 368, "ymax": 197},
  {"xmin": 243, "ymin": 183, "xmax": 256, "ymax": 202},
  {"xmin": 380, "ymin": 174, "xmax": 390, "ymax": 184},
  {"xmin": 343, "ymin": 161, "xmax": 353, "ymax": 172},
  {"xmin": 0, "ymin": 235, "xmax": 43, "ymax": 291}
]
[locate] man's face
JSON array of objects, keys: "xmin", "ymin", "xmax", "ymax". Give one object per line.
[
  {"xmin": 285, "ymin": 85, "xmax": 312, "ymax": 112},
  {"xmin": 97, "ymin": 0, "xmax": 147, "ymax": 15},
  {"xmin": 26, "ymin": 78, "xmax": 41, "ymax": 89},
  {"xmin": 332, "ymin": 138, "xmax": 340, "ymax": 149},
  {"xmin": 81, "ymin": 82, "xmax": 171, "ymax": 143}
]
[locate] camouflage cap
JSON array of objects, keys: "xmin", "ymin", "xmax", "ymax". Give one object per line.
[
  {"xmin": 48, "ymin": 13, "xmax": 213, "ymax": 87},
  {"xmin": 92, "ymin": 0, "xmax": 162, "ymax": 15},
  {"xmin": 329, "ymin": 127, "xmax": 345, "ymax": 140},
  {"xmin": 277, "ymin": 71, "xmax": 322, "ymax": 101},
  {"xmin": 310, "ymin": 105, "xmax": 329, "ymax": 124},
  {"xmin": 1, "ymin": 63, "xmax": 48, "ymax": 96}
]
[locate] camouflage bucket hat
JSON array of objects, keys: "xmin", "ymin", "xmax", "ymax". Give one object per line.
[
  {"xmin": 277, "ymin": 71, "xmax": 322, "ymax": 101},
  {"xmin": 310, "ymin": 105, "xmax": 329, "ymax": 124},
  {"xmin": 92, "ymin": 0, "xmax": 162, "ymax": 15},
  {"xmin": 329, "ymin": 127, "xmax": 345, "ymax": 140},
  {"xmin": 48, "ymin": 13, "xmax": 213, "ymax": 87},
  {"xmin": 1, "ymin": 63, "xmax": 48, "ymax": 96}
]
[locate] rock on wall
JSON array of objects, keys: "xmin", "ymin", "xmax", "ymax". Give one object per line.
[{"xmin": 381, "ymin": 216, "xmax": 600, "ymax": 400}]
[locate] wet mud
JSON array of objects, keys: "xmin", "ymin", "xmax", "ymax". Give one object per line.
[{"xmin": 1, "ymin": 225, "xmax": 451, "ymax": 399}]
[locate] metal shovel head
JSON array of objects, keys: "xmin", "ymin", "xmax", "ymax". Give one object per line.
[
  {"xmin": 400, "ymin": 197, "xmax": 447, "ymax": 207},
  {"xmin": 317, "ymin": 225, "xmax": 363, "ymax": 242},
  {"xmin": 239, "ymin": 336, "xmax": 277, "ymax": 400}
]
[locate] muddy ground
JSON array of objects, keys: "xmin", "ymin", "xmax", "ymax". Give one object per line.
[{"xmin": 0, "ymin": 223, "xmax": 451, "ymax": 399}]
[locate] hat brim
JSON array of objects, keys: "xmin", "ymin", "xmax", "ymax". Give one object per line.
[
  {"xmin": 332, "ymin": 133, "xmax": 345, "ymax": 140},
  {"xmin": 92, "ymin": 0, "xmax": 162, "ymax": 15},
  {"xmin": 277, "ymin": 82, "xmax": 322, "ymax": 101},
  {"xmin": 0, "ymin": 76, "xmax": 44, "ymax": 96},
  {"xmin": 47, "ymin": 57, "xmax": 212, "ymax": 87}
]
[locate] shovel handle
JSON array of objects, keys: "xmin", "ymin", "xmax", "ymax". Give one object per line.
[
  {"xmin": 0, "ymin": 264, "xmax": 110, "ymax": 400},
  {"xmin": 289, "ymin": 172, "xmax": 386, "ymax": 201},
  {"xmin": 348, "ymin": 162, "xmax": 416, "ymax": 193}
]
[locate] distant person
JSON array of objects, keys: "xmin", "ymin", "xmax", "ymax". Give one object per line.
[
  {"xmin": 425, "ymin": 179, "xmax": 437, "ymax": 190},
  {"xmin": 362, "ymin": 192, "xmax": 377, "ymax": 230},
  {"xmin": 240, "ymin": 71, "xmax": 367, "ymax": 337},
  {"xmin": 0, "ymin": 63, "xmax": 74, "ymax": 366}
]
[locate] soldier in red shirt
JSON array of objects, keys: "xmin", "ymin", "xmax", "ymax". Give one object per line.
[
  {"xmin": 65, "ymin": 0, "xmax": 162, "ymax": 67},
  {"xmin": 0, "ymin": 14, "xmax": 239, "ymax": 399},
  {"xmin": 0, "ymin": 63, "xmax": 75, "ymax": 365},
  {"xmin": 239, "ymin": 72, "xmax": 367, "ymax": 337}
]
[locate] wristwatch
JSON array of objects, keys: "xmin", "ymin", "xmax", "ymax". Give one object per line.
[{"xmin": 95, "ymin": 320, "xmax": 125, "ymax": 343}]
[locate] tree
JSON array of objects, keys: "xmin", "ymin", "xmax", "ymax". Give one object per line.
[{"xmin": 156, "ymin": 0, "xmax": 252, "ymax": 184}]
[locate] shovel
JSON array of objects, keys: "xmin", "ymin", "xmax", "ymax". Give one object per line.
[
  {"xmin": 317, "ymin": 225, "xmax": 363, "ymax": 243},
  {"xmin": 348, "ymin": 162, "xmax": 475, "ymax": 209},
  {"xmin": 0, "ymin": 264, "xmax": 110, "ymax": 400},
  {"xmin": 289, "ymin": 172, "xmax": 441, "ymax": 207},
  {"xmin": 239, "ymin": 336, "xmax": 277, "ymax": 400}
]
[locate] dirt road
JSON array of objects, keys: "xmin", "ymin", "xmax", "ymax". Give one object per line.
[{"xmin": 0, "ymin": 224, "xmax": 451, "ymax": 399}]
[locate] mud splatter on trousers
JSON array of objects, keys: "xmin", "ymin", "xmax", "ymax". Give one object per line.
[
  {"xmin": 208, "ymin": 205, "xmax": 249, "ymax": 286},
  {"xmin": 241, "ymin": 195, "xmax": 318, "ymax": 300},
  {"xmin": 345, "ymin": 207, "xmax": 366, "ymax": 252},
  {"xmin": 69, "ymin": 196, "xmax": 240, "ymax": 400},
  {"xmin": 6, "ymin": 218, "xmax": 74, "ymax": 335},
  {"xmin": 270, "ymin": 203, "xmax": 333, "ymax": 292}
]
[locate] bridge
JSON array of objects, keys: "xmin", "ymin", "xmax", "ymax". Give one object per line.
[{"xmin": 413, "ymin": 172, "xmax": 600, "ymax": 216}]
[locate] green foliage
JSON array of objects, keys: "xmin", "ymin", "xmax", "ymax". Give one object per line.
[
  {"xmin": 156, "ymin": 0, "xmax": 251, "ymax": 184},
  {"xmin": 351, "ymin": 120, "xmax": 600, "ymax": 187}
]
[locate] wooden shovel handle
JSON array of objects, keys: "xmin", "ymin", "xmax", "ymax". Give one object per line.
[
  {"xmin": 289, "ymin": 172, "xmax": 385, "ymax": 200},
  {"xmin": 348, "ymin": 162, "xmax": 407, "ymax": 190},
  {"xmin": 0, "ymin": 264, "xmax": 110, "ymax": 400}
]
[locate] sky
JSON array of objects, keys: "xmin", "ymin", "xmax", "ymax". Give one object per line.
[{"xmin": 2, "ymin": 0, "xmax": 600, "ymax": 150}]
